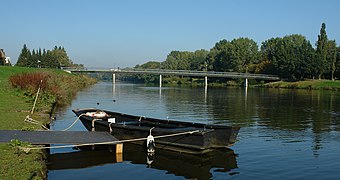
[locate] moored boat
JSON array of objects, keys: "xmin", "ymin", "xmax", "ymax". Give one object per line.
[{"xmin": 72, "ymin": 108, "xmax": 240, "ymax": 154}]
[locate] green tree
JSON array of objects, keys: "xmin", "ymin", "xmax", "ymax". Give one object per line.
[
  {"xmin": 210, "ymin": 38, "xmax": 259, "ymax": 73},
  {"xmin": 16, "ymin": 45, "xmax": 73, "ymax": 69},
  {"xmin": 29, "ymin": 49, "xmax": 37, "ymax": 68},
  {"xmin": 335, "ymin": 46, "xmax": 340, "ymax": 79},
  {"xmin": 230, "ymin": 38, "xmax": 259, "ymax": 72},
  {"xmin": 209, "ymin": 39, "xmax": 233, "ymax": 72},
  {"xmin": 190, "ymin": 49, "xmax": 209, "ymax": 71},
  {"xmin": 163, "ymin": 51, "xmax": 180, "ymax": 70},
  {"xmin": 131, "ymin": 61, "xmax": 162, "ymax": 83},
  {"xmin": 52, "ymin": 46, "xmax": 73, "ymax": 68},
  {"xmin": 327, "ymin": 40, "xmax": 337, "ymax": 80},
  {"xmin": 259, "ymin": 37, "xmax": 281, "ymax": 74},
  {"xmin": 163, "ymin": 51, "xmax": 192, "ymax": 70},
  {"xmin": 315, "ymin": 23, "xmax": 329, "ymax": 79},
  {"xmin": 16, "ymin": 44, "xmax": 31, "ymax": 67},
  {"xmin": 136, "ymin": 61, "xmax": 161, "ymax": 69},
  {"xmin": 260, "ymin": 35, "xmax": 315, "ymax": 80},
  {"xmin": 45, "ymin": 50, "xmax": 60, "ymax": 69}
]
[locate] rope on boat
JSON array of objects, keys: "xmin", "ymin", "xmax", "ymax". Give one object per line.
[
  {"xmin": 109, "ymin": 122, "xmax": 114, "ymax": 133},
  {"xmin": 19, "ymin": 129, "xmax": 200, "ymax": 152},
  {"xmin": 91, "ymin": 119, "xmax": 100, "ymax": 131}
]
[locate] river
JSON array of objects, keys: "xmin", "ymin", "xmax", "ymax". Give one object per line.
[{"xmin": 47, "ymin": 81, "xmax": 340, "ymax": 179}]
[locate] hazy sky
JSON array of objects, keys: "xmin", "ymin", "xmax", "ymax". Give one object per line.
[{"xmin": 2, "ymin": 0, "xmax": 340, "ymax": 68}]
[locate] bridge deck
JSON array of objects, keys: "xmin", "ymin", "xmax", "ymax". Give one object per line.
[
  {"xmin": 67, "ymin": 68, "xmax": 280, "ymax": 80},
  {"xmin": 0, "ymin": 130, "xmax": 118, "ymax": 145}
]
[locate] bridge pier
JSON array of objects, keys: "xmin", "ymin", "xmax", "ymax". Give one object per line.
[
  {"xmin": 205, "ymin": 76, "xmax": 208, "ymax": 87},
  {"xmin": 112, "ymin": 73, "xmax": 116, "ymax": 84},
  {"xmin": 159, "ymin": 74, "xmax": 162, "ymax": 87},
  {"xmin": 244, "ymin": 78, "xmax": 248, "ymax": 88}
]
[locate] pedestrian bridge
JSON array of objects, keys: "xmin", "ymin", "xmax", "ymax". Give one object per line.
[{"xmin": 65, "ymin": 68, "xmax": 280, "ymax": 87}]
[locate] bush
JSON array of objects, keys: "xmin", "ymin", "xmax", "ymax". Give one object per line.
[{"xmin": 9, "ymin": 71, "xmax": 96, "ymax": 111}]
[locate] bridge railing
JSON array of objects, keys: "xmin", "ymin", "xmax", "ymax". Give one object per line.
[
  {"xmin": 130, "ymin": 69, "xmax": 279, "ymax": 78},
  {"xmin": 67, "ymin": 68, "xmax": 280, "ymax": 80}
]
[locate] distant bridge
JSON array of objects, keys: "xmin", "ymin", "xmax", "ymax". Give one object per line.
[{"xmin": 66, "ymin": 68, "xmax": 280, "ymax": 87}]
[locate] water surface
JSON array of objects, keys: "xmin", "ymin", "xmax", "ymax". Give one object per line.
[{"xmin": 48, "ymin": 82, "xmax": 340, "ymax": 179}]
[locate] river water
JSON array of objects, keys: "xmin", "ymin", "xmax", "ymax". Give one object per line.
[{"xmin": 47, "ymin": 81, "xmax": 340, "ymax": 179}]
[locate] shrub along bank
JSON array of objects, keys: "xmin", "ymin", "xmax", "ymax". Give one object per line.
[{"xmin": 0, "ymin": 66, "xmax": 96, "ymax": 179}]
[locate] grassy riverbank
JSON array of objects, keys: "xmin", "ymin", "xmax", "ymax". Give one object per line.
[
  {"xmin": 0, "ymin": 66, "xmax": 96, "ymax": 179},
  {"xmin": 260, "ymin": 80, "xmax": 340, "ymax": 90}
]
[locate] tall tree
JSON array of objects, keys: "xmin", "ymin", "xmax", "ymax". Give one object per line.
[
  {"xmin": 260, "ymin": 35, "xmax": 315, "ymax": 80},
  {"xmin": 209, "ymin": 38, "xmax": 259, "ymax": 73},
  {"xmin": 209, "ymin": 39, "xmax": 233, "ymax": 72},
  {"xmin": 335, "ymin": 46, "xmax": 340, "ymax": 79},
  {"xmin": 190, "ymin": 49, "xmax": 209, "ymax": 71},
  {"xmin": 163, "ymin": 51, "xmax": 192, "ymax": 70},
  {"xmin": 52, "ymin": 46, "xmax": 73, "ymax": 68},
  {"xmin": 327, "ymin": 40, "xmax": 337, "ymax": 80},
  {"xmin": 16, "ymin": 44, "xmax": 31, "ymax": 67},
  {"xmin": 230, "ymin": 38, "xmax": 259, "ymax": 72},
  {"xmin": 315, "ymin": 23, "xmax": 328, "ymax": 79},
  {"xmin": 258, "ymin": 37, "xmax": 281, "ymax": 74},
  {"xmin": 30, "ymin": 49, "xmax": 37, "ymax": 68}
]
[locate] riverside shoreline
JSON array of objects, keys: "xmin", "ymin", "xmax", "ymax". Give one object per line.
[
  {"xmin": 259, "ymin": 80, "xmax": 340, "ymax": 90},
  {"xmin": 0, "ymin": 66, "xmax": 96, "ymax": 179}
]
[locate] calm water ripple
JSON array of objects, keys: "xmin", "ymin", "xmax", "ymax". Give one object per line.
[{"xmin": 48, "ymin": 82, "xmax": 340, "ymax": 179}]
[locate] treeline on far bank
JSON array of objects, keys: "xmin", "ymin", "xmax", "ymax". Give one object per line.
[
  {"xmin": 127, "ymin": 23, "xmax": 340, "ymax": 84},
  {"xmin": 15, "ymin": 44, "xmax": 84, "ymax": 69}
]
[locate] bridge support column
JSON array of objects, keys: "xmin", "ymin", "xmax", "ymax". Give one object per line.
[
  {"xmin": 205, "ymin": 76, "xmax": 208, "ymax": 87},
  {"xmin": 159, "ymin": 74, "xmax": 162, "ymax": 87},
  {"xmin": 112, "ymin": 73, "xmax": 116, "ymax": 84},
  {"xmin": 244, "ymin": 78, "xmax": 248, "ymax": 88}
]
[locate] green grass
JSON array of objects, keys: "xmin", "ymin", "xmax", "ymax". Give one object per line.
[
  {"xmin": 0, "ymin": 67, "xmax": 43, "ymax": 129},
  {"xmin": 0, "ymin": 67, "xmax": 48, "ymax": 179},
  {"xmin": 261, "ymin": 80, "xmax": 340, "ymax": 90},
  {"xmin": 0, "ymin": 144, "xmax": 47, "ymax": 180},
  {"xmin": 0, "ymin": 66, "xmax": 96, "ymax": 179}
]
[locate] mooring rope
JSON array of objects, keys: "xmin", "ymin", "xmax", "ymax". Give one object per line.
[
  {"xmin": 61, "ymin": 114, "xmax": 86, "ymax": 131},
  {"xmin": 24, "ymin": 114, "xmax": 86, "ymax": 131},
  {"xmin": 19, "ymin": 129, "xmax": 200, "ymax": 152},
  {"xmin": 24, "ymin": 115, "xmax": 49, "ymax": 130}
]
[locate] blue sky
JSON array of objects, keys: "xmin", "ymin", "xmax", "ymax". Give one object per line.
[{"xmin": 2, "ymin": 0, "xmax": 340, "ymax": 68}]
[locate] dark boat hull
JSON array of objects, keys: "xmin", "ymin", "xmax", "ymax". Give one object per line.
[{"xmin": 73, "ymin": 108, "xmax": 240, "ymax": 154}]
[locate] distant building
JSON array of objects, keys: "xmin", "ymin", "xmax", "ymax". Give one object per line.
[{"xmin": 0, "ymin": 49, "xmax": 11, "ymax": 66}]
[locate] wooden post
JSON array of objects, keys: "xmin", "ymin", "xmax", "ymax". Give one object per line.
[
  {"xmin": 159, "ymin": 74, "xmax": 162, "ymax": 88},
  {"xmin": 116, "ymin": 143, "xmax": 123, "ymax": 153},
  {"xmin": 31, "ymin": 80, "xmax": 42, "ymax": 114},
  {"xmin": 115, "ymin": 143, "xmax": 123, "ymax": 162}
]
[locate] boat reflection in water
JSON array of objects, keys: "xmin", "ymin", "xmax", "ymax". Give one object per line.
[{"xmin": 48, "ymin": 143, "xmax": 238, "ymax": 179}]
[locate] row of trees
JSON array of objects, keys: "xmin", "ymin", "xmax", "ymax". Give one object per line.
[
  {"xmin": 136, "ymin": 23, "xmax": 339, "ymax": 81},
  {"xmin": 16, "ymin": 45, "xmax": 83, "ymax": 69}
]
